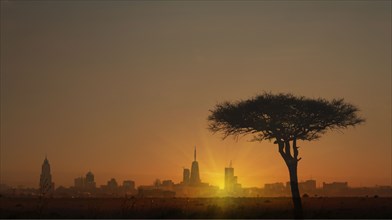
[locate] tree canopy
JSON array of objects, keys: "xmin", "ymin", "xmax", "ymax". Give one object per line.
[
  {"xmin": 208, "ymin": 92, "xmax": 365, "ymax": 218},
  {"xmin": 208, "ymin": 93, "xmax": 365, "ymax": 142}
]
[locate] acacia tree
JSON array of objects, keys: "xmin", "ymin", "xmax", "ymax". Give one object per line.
[{"xmin": 208, "ymin": 93, "xmax": 364, "ymax": 218}]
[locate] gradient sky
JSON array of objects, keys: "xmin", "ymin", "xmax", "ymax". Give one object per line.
[{"xmin": 1, "ymin": 1, "xmax": 391, "ymax": 189}]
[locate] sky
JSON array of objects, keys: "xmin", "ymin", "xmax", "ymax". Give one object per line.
[{"xmin": 1, "ymin": 0, "xmax": 391, "ymax": 189}]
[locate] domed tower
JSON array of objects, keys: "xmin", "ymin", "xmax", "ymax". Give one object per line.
[
  {"xmin": 39, "ymin": 156, "xmax": 54, "ymax": 195},
  {"xmin": 190, "ymin": 146, "xmax": 201, "ymax": 185}
]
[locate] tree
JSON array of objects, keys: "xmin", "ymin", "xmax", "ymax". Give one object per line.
[{"xmin": 207, "ymin": 92, "xmax": 364, "ymax": 219}]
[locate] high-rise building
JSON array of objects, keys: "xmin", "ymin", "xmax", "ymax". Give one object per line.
[
  {"xmin": 85, "ymin": 171, "xmax": 96, "ymax": 189},
  {"xmin": 225, "ymin": 161, "xmax": 235, "ymax": 193},
  {"xmin": 190, "ymin": 146, "xmax": 201, "ymax": 185},
  {"xmin": 39, "ymin": 156, "xmax": 54, "ymax": 195},
  {"xmin": 183, "ymin": 168, "xmax": 190, "ymax": 185},
  {"xmin": 224, "ymin": 161, "xmax": 241, "ymax": 194}
]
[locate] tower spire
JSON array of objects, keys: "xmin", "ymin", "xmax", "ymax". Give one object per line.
[{"xmin": 194, "ymin": 146, "xmax": 196, "ymax": 161}]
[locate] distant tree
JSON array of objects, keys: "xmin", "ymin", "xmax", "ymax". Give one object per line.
[{"xmin": 207, "ymin": 92, "xmax": 364, "ymax": 219}]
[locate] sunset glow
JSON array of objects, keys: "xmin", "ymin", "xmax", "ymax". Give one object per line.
[{"xmin": 1, "ymin": 0, "xmax": 390, "ymax": 191}]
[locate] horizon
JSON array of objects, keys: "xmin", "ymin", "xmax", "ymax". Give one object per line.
[
  {"xmin": 2, "ymin": 148, "xmax": 391, "ymax": 189},
  {"xmin": 3, "ymin": 153, "xmax": 392, "ymax": 189},
  {"xmin": 1, "ymin": 1, "xmax": 391, "ymax": 190}
]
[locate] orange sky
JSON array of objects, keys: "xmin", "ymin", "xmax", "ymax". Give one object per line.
[{"xmin": 1, "ymin": 1, "xmax": 391, "ymax": 189}]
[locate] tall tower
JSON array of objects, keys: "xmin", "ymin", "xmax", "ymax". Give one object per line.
[
  {"xmin": 225, "ymin": 161, "xmax": 234, "ymax": 193},
  {"xmin": 190, "ymin": 146, "xmax": 201, "ymax": 185},
  {"xmin": 39, "ymin": 156, "xmax": 54, "ymax": 195}
]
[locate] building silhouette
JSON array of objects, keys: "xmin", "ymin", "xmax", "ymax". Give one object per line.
[
  {"xmin": 107, "ymin": 178, "xmax": 118, "ymax": 190},
  {"xmin": 264, "ymin": 182, "xmax": 286, "ymax": 196},
  {"xmin": 74, "ymin": 177, "xmax": 85, "ymax": 188},
  {"xmin": 39, "ymin": 156, "xmax": 54, "ymax": 195},
  {"xmin": 85, "ymin": 171, "xmax": 96, "ymax": 188},
  {"xmin": 190, "ymin": 146, "xmax": 201, "ymax": 185},
  {"xmin": 286, "ymin": 179, "xmax": 316, "ymax": 194},
  {"xmin": 299, "ymin": 180, "xmax": 316, "ymax": 192},
  {"xmin": 182, "ymin": 168, "xmax": 190, "ymax": 185},
  {"xmin": 123, "ymin": 180, "xmax": 135, "ymax": 191},
  {"xmin": 74, "ymin": 171, "xmax": 96, "ymax": 189},
  {"xmin": 122, "ymin": 180, "xmax": 136, "ymax": 195},
  {"xmin": 172, "ymin": 146, "xmax": 219, "ymax": 197},
  {"xmin": 224, "ymin": 161, "xmax": 242, "ymax": 195},
  {"xmin": 225, "ymin": 161, "xmax": 234, "ymax": 192},
  {"xmin": 323, "ymin": 181, "xmax": 348, "ymax": 195},
  {"xmin": 162, "ymin": 180, "xmax": 174, "ymax": 187}
]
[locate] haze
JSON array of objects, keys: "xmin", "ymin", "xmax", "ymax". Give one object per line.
[{"xmin": 1, "ymin": 1, "xmax": 391, "ymax": 189}]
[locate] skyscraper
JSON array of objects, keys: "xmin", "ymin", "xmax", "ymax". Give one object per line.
[
  {"xmin": 183, "ymin": 168, "xmax": 190, "ymax": 185},
  {"xmin": 225, "ymin": 161, "xmax": 234, "ymax": 193},
  {"xmin": 190, "ymin": 146, "xmax": 201, "ymax": 185},
  {"xmin": 224, "ymin": 161, "xmax": 241, "ymax": 194},
  {"xmin": 39, "ymin": 156, "xmax": 54, "ymax": 195},
  {"xmin": 85, "ymin": 171, "xmax": 96, "ymax": 189}
]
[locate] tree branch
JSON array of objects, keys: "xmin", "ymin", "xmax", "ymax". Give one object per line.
[
  {"xmin": 284, "ymin": 140, "xmax": 292, "ymax": 159},
  {"xmin": 276, "ymin": 140, "xmax": 288, "ymax": 161},
  {"xmin": 293, "ymin": 137, "xmax": 299, "ymax": 161}
]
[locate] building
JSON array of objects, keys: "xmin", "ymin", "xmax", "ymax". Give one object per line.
[
  {"xmin": 190, "ymin": 146, "xmax": 201, "ymax": 185},
  {"xmin": 39, "ymin": 156, "xmax": 54, "ymax": 195},
  {"xmin": 173, "ymin": 147, "xmax": 219, "ymax": 197},
  {"xmin": 299, "ymin": 180, "xmax": 316, "ymax": 192},
  {"xmin": 138, "ymin": 186, "xmax": 176, "ymax": 198},
  {"xmin": 323, "ymin": 182, "xmax": 348, "ymax": 192},
  {"xmin": 264, "ymin": 182, "xmax": 285, "ymax": 196},
  {"xmin": 107, "ymin": 178, "xmax": 118, "ymax": 190},
  {"xmin": 182, "ymin": 168, "xmax": 190, "ymax": 185},
  {"xmin": 224, "ymin": 161, "xmax": 241, "ymax": 194},
  {"xmin": 225, "ymin": 165, "xmax": 234, "ymax": 192},
  {"xmin": 74, "ymin": 171, "xmax": 96, "ymax": 189},
  {"xmin": 123, "ymin": 180, "xmax": 135, "ymax": 191},
  {"xmin": 162, "ymin": 180, "xmax": 174, "ymax": 187},
  {"xmin": 74, "ymin": 176, "xmax": 85, "ymax": 188},
  {"xmin": 85, "ymin": 171, "xmax": 96, "ymax": 188},
  {"xmin": 122, "ymin": 180, "xmax": 136, "ymax": 195},
  {"xmin": 286, "ymin": 179, "xmax": 316, "ymax": 194}
]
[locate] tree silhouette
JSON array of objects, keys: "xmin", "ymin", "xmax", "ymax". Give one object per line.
[{"xmin": 207, "ymin": 92, "xmax": 364, "ymax": 219}]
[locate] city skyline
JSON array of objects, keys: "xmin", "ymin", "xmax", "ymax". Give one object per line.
[
  {"xmin": 1, "ymin": 1, "xmax": 391, "ymax": 190},
  {"xmin": 2, "ymin": 153, "xmax": 390, "ymax": 200},
  {"xmin": 2, "ymin": 150, "xmax": 390, "ymax": 190}
]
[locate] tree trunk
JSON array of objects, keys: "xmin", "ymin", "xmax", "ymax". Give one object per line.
[
  {"xmin": 277, "ymin": 138, "xmax": 303, "ymax": 219},
  {"xmin": 287, "ymin": 162, "xmax": 303, "ymax": 219}
]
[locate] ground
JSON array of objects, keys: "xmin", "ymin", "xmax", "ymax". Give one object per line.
[{"xmin": 1, "ymin": 197, "xmax": 391, "ymax": 218}]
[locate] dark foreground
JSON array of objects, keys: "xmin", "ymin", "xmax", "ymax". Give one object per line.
[{"xmin": 1, "ymin": 197, "xmax": 391, "ymax": 219}]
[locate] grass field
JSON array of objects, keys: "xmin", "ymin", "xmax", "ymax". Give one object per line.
[{"xmin": 1, "ymin": 197, "xmax": 391, "ymax": 218}]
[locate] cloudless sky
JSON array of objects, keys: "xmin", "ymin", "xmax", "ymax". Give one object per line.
[{"xmin": 1, "ymin": 0, "xmax": 391, "ymax": 189}]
